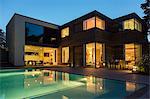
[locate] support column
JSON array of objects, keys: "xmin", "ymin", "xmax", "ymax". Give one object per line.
[
  {"xmin": 83, "ymin": 44, "xmax": 86, "ymax": 66},
  {"xmin": 102, "ymin": 44, "xmax": 106, "ymax": 67},
  {"xmin": 95, "ymin": 42, "xmax": 96, "ymax": 68}
]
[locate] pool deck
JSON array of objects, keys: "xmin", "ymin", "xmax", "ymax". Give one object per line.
[{"xmin": 45, "ymin": 67, "xmax": 150, "ymax": 99}]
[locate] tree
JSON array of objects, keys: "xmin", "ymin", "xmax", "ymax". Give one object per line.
[
  {"xmin": 141, "ymin": 0, "xmax": 150, "ymax": 42},
  {"xmin": 138, "ymin": 1, "xmax": 150, "ymax": 74},
  {"xmin": 0, "ymin": 29, "xmax": 6, "ymax": 49}
]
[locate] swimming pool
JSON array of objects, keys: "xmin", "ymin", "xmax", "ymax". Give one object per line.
[{"xmin": 0, "ymin": 69, "xmax": 146, "ymax": 99}]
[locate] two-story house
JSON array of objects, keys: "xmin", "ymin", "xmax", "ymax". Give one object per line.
[{"xmin": 6, "ymin": 10, "xmax": 149, "ymax": 69}]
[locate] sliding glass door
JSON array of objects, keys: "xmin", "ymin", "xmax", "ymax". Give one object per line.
[
  {"xmin": 62, "ymin": 47, "xmax": 69, "ymax": 63},
  {"xmin": 86, "ymin": 43, "xmax": 95, "ymax": 66},
  {"xmin": 86, "ymin": 43, "xmax": 105, "ymax": 68},
  {"xmin": 24, "ymin": 45, "xmax": 57, "ymax": 66},
  {"xmin": 96, "ymin": 43, "xmax": 103, "ymax": 68},
  {"xmin": 125, "ymin": 44, "xmax": 142, "ymax": 69}
]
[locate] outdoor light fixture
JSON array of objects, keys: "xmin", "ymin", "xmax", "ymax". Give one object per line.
[
  {"xmin": 103, "ymin": 63, "xmax": 105, "ymax": 66},
  {"xmin": 132, "ymin": 66, "xmax": 138, "ymax": 72},
  {"xmin": 100, "ymin": 86, "xmax": 103, "ymax": 90},
  {"xmin": 29, "ymin": 61, "xmax": 32, "ymax": 65}
]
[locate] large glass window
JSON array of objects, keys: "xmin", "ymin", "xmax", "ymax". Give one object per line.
[
  {"xmin": 86, "ymin": 43, "xmax": 95, "ymax": 66},
  {"xmin": 83, "ymin": 17, "xmax": 95, "ymax": 30},
  {"xmin": 62, "ymin": 47, "xmax": 69, "ymax": 63},
  {"xmin": 96, "ymin": 43, "xmax": 103, "ymax": 68},
  {"xmin": 25, "ymin": 22, "xmax": 59, "ymax": 45},
  {"xmin": 135, "ymin": 44, "xmax": 142, "ymax": 61},
  {"xmin": 125, "ymin": 44, "xmax": 142, "ymax": 69},
  {"xmin": 96, "ymin": 17, "xmax": 105, "ymax": 30},
  {"xmin": 61, "ymin": 27, "xmax": 69, "ymax": 38},
  {"xmin": 124, "ymin": 19, "xmax": 134, "ymax": 30},
  {"xmin": 24, "ymin": 45, "xmax": 43, "ymax": 66},
  {"xmin": 24, "ymin": 45, "xmax": 57, "ymax": 66},
  {"xmin": 25, "ymin": 23, "xmax": 44, "ymax": 43},
  {"xmin": 26, "ymin": 23, "xmax": 44, "ymax": 36},
  {"xmin": 83, "ymin": 17, "xmax": 105, "ymax": 30},
  {"xmin": 86, "ymin": 43, "xmax": 105, "ymax": 67},
  {"xmin": 43, "ymin": 47, "xmax": 57, "ymax": 65},
  {"xmin": 134, "ymin": 19, "xmax": 142, "ymax": 32},
  {"xmin": 123, "ymin": 19, "xmax": 142, "ymax": 31}
]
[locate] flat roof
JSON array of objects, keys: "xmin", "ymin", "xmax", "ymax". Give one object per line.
[{"xmin": 6, "ymin": 13, "xmax": 60, "ymax": 27}]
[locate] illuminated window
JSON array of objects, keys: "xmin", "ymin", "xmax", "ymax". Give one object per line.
[
  {"xmin": 86, "ymin": 43, "xmax": 105, "ymax": 67},
  {"xmin": 134, "ymin": 19, "xmax": 142, "ymax": 32},
  {"xmin": 83, "ymin": 17, "xmax": 105, "ymax": 30},
  {"xmin": 124, "ymin": 19, "xmax": 134, "ymax": 30},
  {"xmin": 86, "ymin": 43, "xmax": 95, "ymax": 66},
  {"xmin": 123, "ymin": 19, "xmax": 142, "ymax": 31},
  {"xmin": 83, "ymin": 17, "xmax": 95, "ymax": 30},
  {"xmin": 24, "ymin": 45, "xmax": 57, "ymax": 66},
  {"xmin": 125, "ymin": 44, "xmax": 142, "ymax": 69},
  {"xmin": 61, "ymin": 27, "xmax": 69, "ymax": 38},
  {"xmin": 125, "ymin": 44, "xmax": 135, "ymax": 62},
  {"xmin": 24, "ymin": 45, "xmax": 43, "ymax": 66},
  {"xmin": 96, "ymin": 43, "xmax": 103, "ymax": 68},
  {"xmin": 96, "ymin": 17, "xmax": 105, "ymax": 30},
  {"xmin": 62, "ymin": 47, "xmax": 69, "ymax": 63},
  {"xmin": 51, "ymin": 37, "xmax": 56, "ymax": 41}
]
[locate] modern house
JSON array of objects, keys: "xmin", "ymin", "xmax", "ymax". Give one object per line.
[{"xmin": 6, "ymin": 10, "xmax": 149, "ymax": 69}]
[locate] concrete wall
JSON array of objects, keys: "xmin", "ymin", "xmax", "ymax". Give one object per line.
[
  {"xmin": 6, "ymin": 17, "xmax": 15, "ymax": 65},
  {"xmin": 7, "ymin": 14, "xmax": 59, "ymax": 66}
]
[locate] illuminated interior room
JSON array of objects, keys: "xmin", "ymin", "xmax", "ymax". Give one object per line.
[
  {"xmin": 83, "ymin": 16, "xmax": 105, "ymax": 30},
  {"xmin": 123, "ymin": 18, "xmax": 142, "ymax": 32},
  {"xmin": 86, "ymin": 43, "xmax": 105, "ymax": 68},
  {"xmin": 24, "ymin": 45, "xmax": 57, "ymax": 66},
  {"xmin": 125, "ymin": 44, "xmax": 142, "ymax": 69},
  {"xmin": 61, "ymin": 27, "xmax": 69, "ymax": 38},
  {"xmin": 61, "ymin": 47, "xmax": 69, "ymax": 64}
]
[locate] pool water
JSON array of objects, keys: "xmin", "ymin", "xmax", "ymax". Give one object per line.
[{"xmin": 0, "ymin": 69, "xmax": 145, "ymax": 99}]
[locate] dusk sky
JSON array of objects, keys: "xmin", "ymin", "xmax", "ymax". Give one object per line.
[{"xmin": 0, "ymin": 0, "xmax": 145, "ymax": 32}]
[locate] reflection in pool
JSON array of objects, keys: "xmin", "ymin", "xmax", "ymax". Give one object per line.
[{"xmin": 0, "ymin": 69, "xmax": 145, "ymax": 99}]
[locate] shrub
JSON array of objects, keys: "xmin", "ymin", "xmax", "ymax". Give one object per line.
[{"xmin": 137, "ymin": 54, "xmax": 150, "ymax": 74}]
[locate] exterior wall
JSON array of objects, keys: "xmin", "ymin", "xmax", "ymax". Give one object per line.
[
  {"xmin": 69, "ymin": 46, "xmax": 74, "ymax": 66},
  {"xmin": 95, "ymin": 29, "xmax": 111, "ymax": 43},
  {"xmin": 6, "ymin": 17, "xmax": 15, "ymax": 65},
  {"xmin": 57, "ymin": 47, "xmax": 62, "ymax": 65},
  {"xmin": 112, "ymin": 30, "xmax": 146, "ymax": 44},
  {"xmin": 6, "ymin": 14, "xmax": 59, "ymax": 66},
  {"xmin": 73, "ymin": 45, "xmax": 83, "ymax": 67},
  {"xmin": 13, "ymin": 15, "xmax": 25, "ymax": 66},
  {"xmin": 59, "ymin": 12, "xmax": 148, "ymax": 68},
  {"xmin": 105, "ymin": 44, "xmax": 113, "ymax": 64}
]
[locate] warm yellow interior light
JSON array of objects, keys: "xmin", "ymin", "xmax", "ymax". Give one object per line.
[
  {"xmin": 124, "ymin": 19, "xmax": 142, "ymax": 31},
  {"xmin": 24, "ymin": 45, "xmax": 57, "ymax": 66},
  {"xmin": 83, "ymin": 17, "xmax": 105, "ymax": 30},
  {"xmin": 62, "ymin": 47, "xmax": 69, "ymax": 63},
  {"xmin": 125, "ymin": 44, "xmax": 142, "ymax": 69},
  {"xmin": 61, "ymin": 27, "xmax": 69, "ymax": 38}
]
